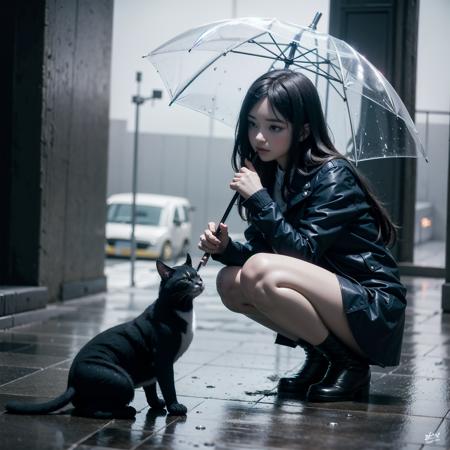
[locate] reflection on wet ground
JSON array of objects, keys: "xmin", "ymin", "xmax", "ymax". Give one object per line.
[{"xmin": 0, "ymin": 262, "xmax": 449, "ymax": 449}]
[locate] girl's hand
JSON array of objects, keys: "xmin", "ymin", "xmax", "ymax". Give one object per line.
[
  {"xmin": 198, "ymin": 222, "xmax": 229, "ymax": 254},
  {"xmin": 229, "ymin": 159, "xmax": 263, "ymax": 200}
]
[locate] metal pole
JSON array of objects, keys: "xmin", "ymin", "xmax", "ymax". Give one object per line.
[
  {"xmin": 130, "ymin": 71, "xmax": 142, "ymax": 287},
  {"xmin": 442, "ymin": 102, "xmax": 450, "ymax": 311}
]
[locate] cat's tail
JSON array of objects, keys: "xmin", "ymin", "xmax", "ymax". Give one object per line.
[{"xmin": 5, "ymin": 386, "xmax": 76, "ymax": 414}]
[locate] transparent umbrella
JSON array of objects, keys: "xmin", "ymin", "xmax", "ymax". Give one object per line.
[
  {"xmin": 146, "ymin": 14, "xmax": 428, "ymax": 269},
  {"xmin": 147, "ymin": 14, "xmax": 427, "ymax": 164}
]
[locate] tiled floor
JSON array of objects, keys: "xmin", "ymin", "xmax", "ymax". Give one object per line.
[{"xmin": 0, "ymin": 260, "xmax": 449, "ymax": 449}]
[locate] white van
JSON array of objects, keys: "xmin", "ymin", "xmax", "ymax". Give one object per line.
[{"xmin": 105, "ymin": 193, "xmax": 192, "ymax": 261}]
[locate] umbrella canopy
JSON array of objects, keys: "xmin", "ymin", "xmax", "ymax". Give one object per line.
[{"xmin": 147, "ymin": 16, "xmax": 427, "ymax": 164}]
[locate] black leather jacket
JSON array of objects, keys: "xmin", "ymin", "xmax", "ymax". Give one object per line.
[{"xmin": 214, "ymin": 158, "xmax": 406, "ymax": 366}]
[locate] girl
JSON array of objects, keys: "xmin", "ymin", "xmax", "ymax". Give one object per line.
[{"xmin": 198, "ymin": 69, "xmax": 406, "ymax": 402}]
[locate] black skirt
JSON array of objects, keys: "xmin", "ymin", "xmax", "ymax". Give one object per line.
[
  {"xmin": 337, "ymin": 275, "xmax": 406, "ymax": 367},
  {"xmin": 275, "ymin": 275, "xmax": 406, "ymax": 367}
]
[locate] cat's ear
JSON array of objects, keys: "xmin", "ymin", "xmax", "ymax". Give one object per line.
[
  {"xmin": 156, "ymin": 260, "xmax": 175, "ymax": 280},
  {"xmin": 185, "ymin": 253, "xmax": 192, "ymax": 266}
]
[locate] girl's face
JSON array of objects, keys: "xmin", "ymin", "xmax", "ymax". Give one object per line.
[{"xmin": 247, "ymin": 97, "xmax": 292, "ymax": 169}]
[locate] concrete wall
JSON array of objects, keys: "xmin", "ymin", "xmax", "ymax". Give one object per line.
[{"xmin": 38, "ymin": 0, "xmax": 113, "ymax": 300}]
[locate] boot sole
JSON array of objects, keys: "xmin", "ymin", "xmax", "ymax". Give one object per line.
[
  {"xmin": 277, "ymin": 388, "xmax": 308, "ymax": 400},
  {"xmin": 277, "ymin": 384, "xmax": 309, "ymax": 395},
  {"xmin": 307, "ymin": 383, "xmax": 370, "ymax": 403}
]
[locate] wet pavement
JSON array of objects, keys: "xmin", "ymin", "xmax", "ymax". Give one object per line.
[{"xmin": 0, "ymin": 259, "xmax": 449, "ymax": 449}]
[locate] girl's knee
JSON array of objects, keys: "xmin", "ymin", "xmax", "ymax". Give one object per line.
[
  {"xmin": 216, "ymin": 267, "xmax": 243, "ymax": 312},
  {"xmin": 241, "ymin": 253, "xmax": 273, "ymax": 295},
  {"xmin": 216, "ymin": 267, "xmax": 237, "ymax": 296}
]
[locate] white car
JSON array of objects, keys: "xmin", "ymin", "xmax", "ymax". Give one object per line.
[{"xmin": 105, "ymin": 193, "xmax": 192, "ymax": 261}]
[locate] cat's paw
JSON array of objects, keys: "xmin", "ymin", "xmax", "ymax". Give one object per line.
[
  {"xmin": 167, "ymin": 402, "xmax": 187, "ymax": 416},
  {"xmin": 149, "ymin": 398, "xmax": 166, "ymax": 410}
]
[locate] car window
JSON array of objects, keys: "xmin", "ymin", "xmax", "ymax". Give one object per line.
[
  {"xmin": 177, "ymin": 206, "xmax": 187, "ymax": 223},
  {"xmin": 173, "ymin": 207, "xmax": 181, "ymax": 223},
  {"xmin": 183, "ymin": 206, "xmax": 190, "ymax": 223},
  {"xmin": 107, "ymin": 203, "xmax": 162, "ymax": 226}
]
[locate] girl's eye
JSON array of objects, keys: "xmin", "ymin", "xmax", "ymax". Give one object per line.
[
  {"xmin": 248, "ymin": 120, "xmax": 257, "ymax": 128},
  {"xmin": 270, "ymin": 125, "xmax": 283, "ymax": 132}
]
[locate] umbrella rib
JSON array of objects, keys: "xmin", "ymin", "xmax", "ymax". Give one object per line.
[
  {"xmin": 309, "ymin": 55, "xmax": 342, "ymax": 81},
  {"xmin": 229, "ymin": 49, "xmax": 291, "ymax": 63},
  {"xmin": 296, "ymin": 62, "xmax": 343, "ymax": 84},
  {"xmin": 293, "ymin": 47, "xmax": 319, "ymax": 61},
  {"xmin": 292, "ymin": 45, "xmax": 344, "ymax": 81},
  {"xmin": 292, "ymin": 48, "xmax": 343, "ymax": 83},
  {"xmin": 268, "ymin": 43, "xmax": 293, "ymax": 72},
  {"xmin": 288, "ymin": 60, "xmax": 344, "ymax": 87},
  {"xmin": 268, "ymin": 33, "xmax": 289, "ymax": 60},
  {"xmin": 346, "ymin": 44, "xmax": 396, "ymax": 113},
  {"xmin": 169, "ymin": 52, "xmax": 225, "ymax": 105},
  {"xmin": 227, "ymin": 48, "xmax": 345, "ymax": 87},
  {"xmin": 326, "ymin": 79, "xmax": 346, "ymax": 101},
  {"xmin": 292, "ymin": 42, "xmax": 337, "ymax": 67},
  {"xmin": 243, "ymin": 38, "xmax": 338, "ymax": 70},
  {"xmin": 330, "ymin": 37, "xmax": 359, "ymax": 163},
  {"xmin": 228, "ymin": 50, "xmax": 343, "ymax": 87},
  {"xmin": 249, "ymin": 36, "xmax": 292, "ymax": 61}
]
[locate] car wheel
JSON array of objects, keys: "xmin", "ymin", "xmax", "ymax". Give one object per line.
[
  {"xmin": 160, "ymin": 241, "xmax": 173, "ymax": 261},
  {"xmin": 179, "ymin": 240, "xmax": 190, "ymax": 257}
]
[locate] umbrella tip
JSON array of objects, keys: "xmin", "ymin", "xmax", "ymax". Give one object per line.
[{"xmin": 309, "ymin": 12, "xmax": 322, "ymax": 30}]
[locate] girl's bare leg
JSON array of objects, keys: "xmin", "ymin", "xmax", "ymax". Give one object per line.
[
  {"xmin": 216, "ymin": 253, "xmax": 365, "ymax": 357},
  {"xmin": 216, "ymin": 266, "xmax": 298, "ymax": 341}
]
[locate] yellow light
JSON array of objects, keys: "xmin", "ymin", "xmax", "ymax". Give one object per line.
[{"xmin": 421, "ymin": 217, "xmax": 432, "ymax": 228}]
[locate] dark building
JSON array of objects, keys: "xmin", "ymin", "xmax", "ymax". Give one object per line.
[{"xmin": 2, "ymin": 1, "xmax": 113, "ymax": 319}]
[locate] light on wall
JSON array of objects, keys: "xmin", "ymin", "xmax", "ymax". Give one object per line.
[{"xmin": 421, "ymin": 217, "xmax": 432, "ymax": 229}]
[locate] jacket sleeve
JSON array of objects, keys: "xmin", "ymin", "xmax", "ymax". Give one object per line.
[
  {"xmin": 211, "ymin": 222, "xmax": 272, "ymax": 267},
  {"xmin": 243, "ymin": 163, "xmax": 366, "ymax": 264}
]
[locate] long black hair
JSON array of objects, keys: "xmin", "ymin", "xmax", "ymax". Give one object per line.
[{"xmin": 232, "ymin": 69, "xmax": 397, "ymax": 246}]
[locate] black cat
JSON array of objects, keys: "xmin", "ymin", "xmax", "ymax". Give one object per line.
[{"xmin": 5, "ymin": 254, "xmax": 203, "ymax": 418}]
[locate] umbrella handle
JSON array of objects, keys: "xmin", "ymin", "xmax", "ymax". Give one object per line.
[{"xmin": 196, "ymin": 191, "xmax": 240, "ymax": 272}]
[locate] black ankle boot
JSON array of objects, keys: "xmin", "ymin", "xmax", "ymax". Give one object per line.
[
  {"xmin": 277, "ymin": 339, "xmax": 329, "ymax": 396},
  {"xmin": 306, "ymin": 333, "xmax": 370, "ymax": 402}
]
